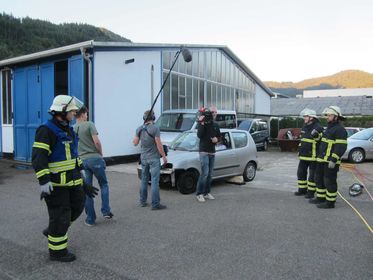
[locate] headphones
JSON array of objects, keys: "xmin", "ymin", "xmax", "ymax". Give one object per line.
[{"xmin": 143, "ymin": 110, "xmax": 155, "ymax": 121}]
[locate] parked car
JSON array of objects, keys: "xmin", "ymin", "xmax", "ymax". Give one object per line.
[
  {"xmin": 342, "ymin": 128, "xmax": 373, "ymax": 163},
  {"xmin": 156, "ymin": 109, "xmax": 237, "ymax": 146},
  {"xmin": 237, "ymin": 119, "xmax": 269, "ymax": 150},
  {"xmin": 345, "ymin": 127, "xmax": 365, "ymax": 138},
  {"xmin": 137, "ymin": 129, "xmax": 257, "ymax": 194}
]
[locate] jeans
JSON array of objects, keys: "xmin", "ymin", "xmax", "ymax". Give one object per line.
[
  {"xmin": 82, "ymin": 157, "xmax": 111, "ymax": 224},
  {"xmin": 196, "ymin": 153, "xmax": 215, "ymax": 196},
  {"xmin": 140, "ymin": 158, "xmax": 161, "ymax": 208}
]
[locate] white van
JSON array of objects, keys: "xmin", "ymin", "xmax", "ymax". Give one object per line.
[{"xmin": 156, "ymin": 109, "xmax": 237, "ymax": 145}]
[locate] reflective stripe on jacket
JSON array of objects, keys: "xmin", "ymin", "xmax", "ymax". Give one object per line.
[
  {"xmin": 316, "ymin": 121, "xmax": 347, "ymax": 164},
  {"xmin": 298, "ymin": 120, "xmax": 323, "ymax": 161},
  {"xmin": 32, "ymin": 119, "xmax": 83, "ymax": 187}
]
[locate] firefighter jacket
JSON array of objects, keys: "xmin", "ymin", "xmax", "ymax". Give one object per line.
[
  {"xmin": 316, "ymin": 121, "xmax": 347, "ymax": 165},
  {"xmin": 298, "ymin": 120, "xmax": 324, "ymax": 161},
  {"xmin": 32, "ymin": 118, "xmax": 83, "ymax": 187}
]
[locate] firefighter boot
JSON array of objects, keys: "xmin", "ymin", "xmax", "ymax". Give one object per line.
[
  {"xmin": 317, "ymin": 201, "xmax": 335, "ymax": 209},
  {"xmin": 309, "ymin": 197, "xmax": 325, "ymax": 204},
  {"xmin": 304, "ymin": 191, "xmax": 315, "ymax": 199},
  {"xmin": 294, "ymin": 189, "xmax": 307, "ymax": 196},
  {"xmin": 50, "ymin": 251, "xmax": 76, "ymax": 262},
  {"xmin": 42, "ymin": 227, "xmax": 48, "ymax": 237}
]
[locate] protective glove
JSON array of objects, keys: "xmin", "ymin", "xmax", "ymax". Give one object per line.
[
  {"xmin": 40, "ymin": 182, "xmax": 53, "ymax": 200},
  {"xmin": 80, "ymin": 169, "xmax": 99, "ymax": 198},
  {"xmin": 83, "ymin": 181, "xmax": 99, "ymax": 198},
  {"xmin": 311, "ymin": 129, "xmax": 319, "ymax": 138},
  {"xmin": 328, "ymin": 161, "xmax": 336, "ymax": 169}
]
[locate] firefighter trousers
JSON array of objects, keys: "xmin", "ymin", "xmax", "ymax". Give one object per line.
[
  {"xmin": 297, "ymin": 160, "xmax": 316, "ymax": 193},
  {"xmin": 44, "ymin": 186, "xmax": 85, "ymax": 257},
  {"xmin": 314, "ymin": 162, "xmax": 339, "ymax": 203}
]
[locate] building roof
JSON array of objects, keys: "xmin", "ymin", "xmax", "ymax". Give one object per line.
[
  {"xmin": 271, "ymin": 96, "xmax": 373, "ymax": 117},
  {"xmin": 304, "ymin": 88, "xmax": 373, "ymax": 98},
  {"xmin": 0, "ymin": 40, "xmax": 273, "ymax": 97}
]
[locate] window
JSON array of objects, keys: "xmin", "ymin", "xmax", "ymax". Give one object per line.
[
  {"xmin": 54, "ymin": 60, "xmax": 68, "ymax": 96},
  {"xmin": 2, "ymin": 70, "xmax": 12, "ymax": 125},
  {"xmin": 232, "ymin": 132, "xmax": 248, "ymax": 148},
  {"xmin": 215, "ymin": 114, "xmax": 237, "ymax": 129}
]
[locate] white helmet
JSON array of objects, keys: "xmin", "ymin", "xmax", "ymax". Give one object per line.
[
  {"xmin": 322, "ymin": 106, "xmax": 345, "ymax": 119},
  {"xmin": 300, "ymin": 108, "xmax": 317, "ymax": 118},
  {"xmin": 349, "ymin": 183, "xmax": 364, "ymax": 197},
  {"xmin": 49, "ymin": 95, "xmax": 84, "ymax": 113}
]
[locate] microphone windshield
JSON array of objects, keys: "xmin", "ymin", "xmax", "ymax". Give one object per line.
[{"xmin": 181, "ymin": 48, "xmax": 192, "ymax": 63}]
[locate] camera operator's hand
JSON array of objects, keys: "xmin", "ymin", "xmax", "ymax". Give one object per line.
[
  {"xmin": 198, "ymin": 115, "xmax": 205, "ymax": 125},
  {"xmin": 211, "ymin": 137, "xmax": 218, "ymax": 144}
]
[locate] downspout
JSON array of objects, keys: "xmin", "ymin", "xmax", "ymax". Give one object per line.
[{"xmin": 81, "ymin": 47, "xmax": 93, "ymax": 121}]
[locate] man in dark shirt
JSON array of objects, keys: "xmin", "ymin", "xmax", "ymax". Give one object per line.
[{"xmin": 196, "ymin": 106, "xmax": 221, "ymax": 202}]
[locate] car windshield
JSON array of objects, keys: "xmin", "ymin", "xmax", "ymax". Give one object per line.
[
  {"xmin": 349, "ymin": 129, "xmax": 373, "ymax": 140},
  {"xmin": 156, "ymin": 113, "xmax": 196, "ymax": 132},
  {"xmin": 238, "ymin": 120, "xmax": 252, "ymax": 131},
  {"xmin": 169, "ymin": 131, "xmax": 199, "ymax": 151}
]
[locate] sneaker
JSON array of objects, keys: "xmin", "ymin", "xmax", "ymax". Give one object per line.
[
  {"xmin": 50, "ymin": 252, "xmax": 76, "ymax": 262},
  {"xmin": 140, "ymin": 202, "xmax": 149, "ymax": 207},
  {"xmin": 196, "ymin": 195, "xmax": 206, "ymax": 202},
  {"xmin": 204, "ymin": 193, "xmax": 215, "ymax": 200},
  {"xmin": 84, "ymin": 221, "xmax": 95, "ymax": 227},
  {"xmin": 151, "ymin": 204, "xmax": 167, "ymax": 210},
  {"xmin": 103, "ymin": 212, "xmax": 114, "ymax": 219}
]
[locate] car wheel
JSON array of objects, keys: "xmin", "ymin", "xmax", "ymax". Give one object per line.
[
  {"xmin": 262, "ymin": 140, "xmax": 268, "ymax": 151},
  {"xmin": 243, "ymin": 162, "xmax": 256, "ymax": 182},
  {"xmin": 348, "ymin": 148, "xmax": 365, "ymax": 163},
  {"xmin": 177, "ymin": 171, "xmax": 198, "ymax": 194}
]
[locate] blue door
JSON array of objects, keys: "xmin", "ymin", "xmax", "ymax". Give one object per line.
[
  {"xmin": 26, "ymin": 66, "xmax": 41, "ymax": 162},
  {"xmin": 13, "ymin": 68, "xmax": 28, "ymax": 161},
  {"xmin": 40, "ymin": 63, "xmax": 54, "ymax": 123},
  {"xmin": 14, "ymin": 63, "xmax": 55, "ymax": 162},
  {"xmin": 69, "ymin": 55, "xmax": 85, "ymax": 102}
]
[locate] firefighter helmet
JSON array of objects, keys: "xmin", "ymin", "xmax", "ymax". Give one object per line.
[
  {"xmin": 349, "ymin": 183, "xmax": 364, "ymax": 197},
  {"xmin": 300, "ymin": 108, "xmax": 317, "ymax": 118},
  {"xmin": 49, "ymin": 95, "xmax": 84, "ymax": 113},
  {"xmin": 322, "ymin": 106, "xmax": 345, "ymax": 119}
]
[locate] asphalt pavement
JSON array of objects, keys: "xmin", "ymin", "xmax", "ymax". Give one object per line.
[{"xmin": 0, "ymin": 149, "xmax": 372, "ymax": 280}]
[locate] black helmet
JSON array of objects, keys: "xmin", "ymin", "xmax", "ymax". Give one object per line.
[{"xmin": 349, "ymin": 183, "xmax": 364, "ymax": 197}]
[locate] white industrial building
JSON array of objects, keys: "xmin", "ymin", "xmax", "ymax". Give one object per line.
[{"xmin": 0, "ymin": 41, "xmax": 273, "ymax": 161}]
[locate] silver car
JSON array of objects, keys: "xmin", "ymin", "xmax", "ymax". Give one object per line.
[
  {"xmin": 137, "ymin": 129, "xmax": 258, "ymax": 194},
  {"xmin": 342, "ymin": 128, "xmax": 373, "ymax": 163}
]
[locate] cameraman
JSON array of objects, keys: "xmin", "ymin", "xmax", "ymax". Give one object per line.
[{"xmin": 196, "ymin": 106, "xmax": 221, "ymax": 202}]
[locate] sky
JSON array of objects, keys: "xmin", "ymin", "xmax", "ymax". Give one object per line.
[{"xmin": 2, "ymin": 0, "xmax": 373, "ymax": 82}]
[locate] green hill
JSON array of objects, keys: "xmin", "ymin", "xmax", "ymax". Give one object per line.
[
  {"xmin": 0, "ymin": 12, "xmax": 131, "ymax": 60},
  {"xmin": 265, "ymin": 70, "xmax": 373, "ymax": 97}
]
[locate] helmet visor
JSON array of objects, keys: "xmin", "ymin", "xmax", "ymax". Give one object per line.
[{"xmin": 66, "ymin": 96, "xmax": 84, "ymax": 112}]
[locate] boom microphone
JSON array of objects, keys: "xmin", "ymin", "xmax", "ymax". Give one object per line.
[
  {"xmin": 144, "ymin": 46, "xmax": 192, "ymax": 124},
  {"xmin": 182, "ymin": 48, "xmax": 192, "ymax": 63}
]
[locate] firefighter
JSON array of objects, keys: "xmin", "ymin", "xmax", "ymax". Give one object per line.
[
  {"xmin": 294, "ymin": 108, "xmax": 323, "ymax": 198},
  {"xmin": 309, "ymin": 106, "xmax": 347, "ymax": 209},
  {"xmin": 32, "ymin": 95, "xmax": 98, "ymax": 262}
]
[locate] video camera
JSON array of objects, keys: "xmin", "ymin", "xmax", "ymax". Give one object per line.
[{"xmin": 198, "ymin": 107, "xmax": 213, "ymax": 125}]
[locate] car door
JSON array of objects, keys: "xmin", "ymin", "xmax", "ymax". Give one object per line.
[
  {"xmin": 231, "ymin": 131, "xmax": 250, "ymax": 172},
  {"xmin": 213, "ymin": 132, "xmax": 238, "ymax": 177},
  {"xmin": 250, "ymin": 121, "xmax": 260, "ymax": 144}
]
